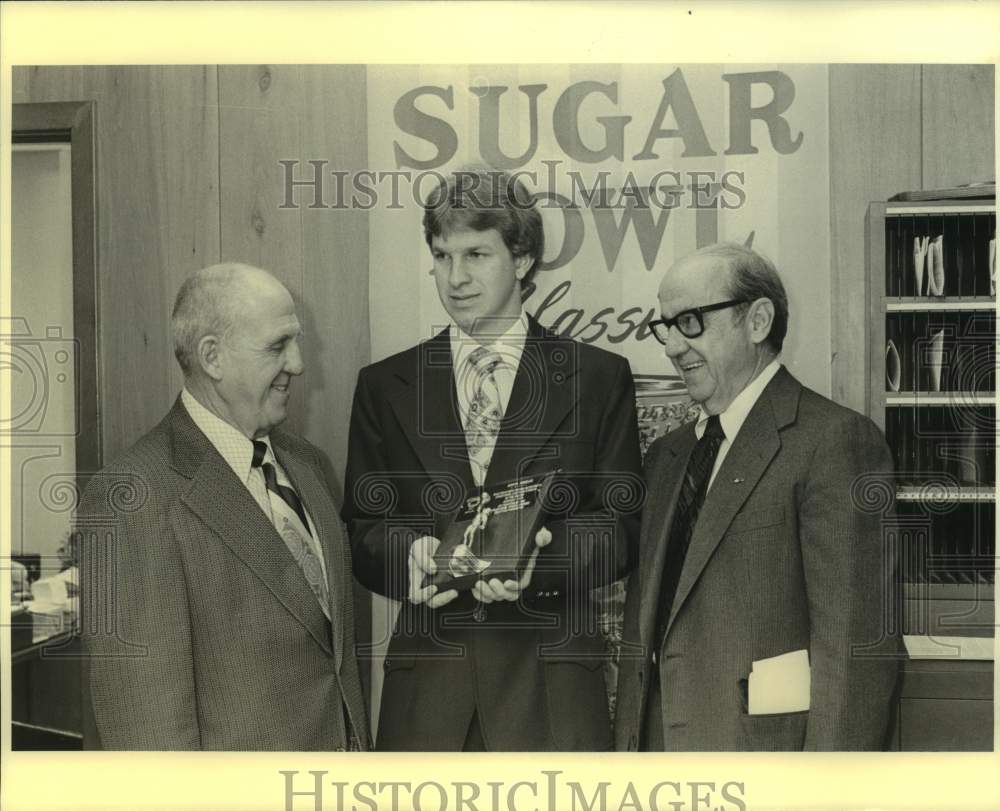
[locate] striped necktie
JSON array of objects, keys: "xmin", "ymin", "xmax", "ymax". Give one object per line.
[
  {"xmin": 252, "ymin": 440, "xmax": 311, "ymax": 534},
  {"xmin": 252, "ymin": 440, "xmax": 329, "ymax": 616}
]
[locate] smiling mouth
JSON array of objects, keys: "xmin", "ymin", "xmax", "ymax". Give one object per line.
[
  {"xmin": 272, "ymin": 382, "xmax": 290, "ymax": 393},
  {"xmin": 679, "ymin": 361, "xmax": 705, "ymax": 373},
  {"xmin": 450, "ymin": 293, "xmax": 479, "ymax": 304}
]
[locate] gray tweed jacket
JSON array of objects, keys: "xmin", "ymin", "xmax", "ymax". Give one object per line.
[
  {"xmin": 614, "ymin": 367, "xmax": 900, "ymax": 751},
  {"xmin": 79, "ymin": 397, "xmax": 370, "ymax": 750}
]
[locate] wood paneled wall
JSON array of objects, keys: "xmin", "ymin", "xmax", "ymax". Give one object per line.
[
  {"xmin": 829, "ymin": 64, "xmax": 995, "ymax": 415},
  {"xmin": 215, "ymin": 65, "xmax": 369, "ymax": 482},
  {"xmin": 13, "ymin": 66, "xmax": 221, "ymax": 463},
  {"xmin": 13, "ymin": 63, "xmax": 993, "ymax": 466},
  {"xmin": 922, "ymin": 66, "xmax": 996, "ymax": 190},
  {"xmin": 13, "ymin": 65, "xmax": 370, "ymax": 482}
]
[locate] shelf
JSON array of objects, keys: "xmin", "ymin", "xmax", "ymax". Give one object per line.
[
  {"xmin": 888, "ymin": 185, "xmax": 995, "ymax": 205},
  {"xmin": 897, "ymin": 487, "xmax": 995, "ymax": 502},
  {"xmin": 885, "ymin": 394, "xmax": 996, "ymax": 406},
  {"xmin": 887, "ymin": 204, "xmax": 996, "ymax": 215},
  {"xmin": 903, "ymin": 635, "xmax": 994, "ymax": 661},
  {"xmin": 10, "ymin": 630, "xmax": 76, "ymax": 666},
  {"xmin": 885, "ymin": 298, "xmax": 996, "ymax": 312},
  {"xmin": 870, "ymin": 196, "xmax": 997, "ymax": 752}
]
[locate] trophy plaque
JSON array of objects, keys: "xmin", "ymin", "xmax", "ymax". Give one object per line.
[{"xmin": 429, "ymin": 470, "xmax": 559, "ymax": 591}]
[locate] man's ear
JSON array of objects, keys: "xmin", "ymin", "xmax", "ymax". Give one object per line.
[
  {"xmin": 746, "ymin": 297, "xmax": 775, "ymax": 346},
  {"xmin": 513, "ymin": 253, "xmax": 534, "ymax": 281},
  {"xmin": 196, "ymin": 334, "xmax": 224, "ymax": 381}
]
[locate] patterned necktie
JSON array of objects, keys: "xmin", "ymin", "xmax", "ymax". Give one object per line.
[
  {"xmin": 252, "ymin": 440, "xmax": 330, "ymax": 616},
  {"xmin": 464, "ymin": 346, "xmax": 505, "ymax": 483},
  {"xmin": 653, "ymin": 414, "xmax": 726, "ymax": 647}
]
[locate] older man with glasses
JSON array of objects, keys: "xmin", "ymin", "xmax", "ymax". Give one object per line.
[{"xmin": 614, "ymin": 242, "xmax": 900, "ymax": 752}]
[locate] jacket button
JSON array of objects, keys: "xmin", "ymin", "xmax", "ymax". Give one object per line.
[{"xmin": 383, "ymin": 658, "xmax": 391, "ymax": 669}]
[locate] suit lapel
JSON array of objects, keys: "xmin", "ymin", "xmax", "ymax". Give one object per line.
[
  {"xmin": 386, "ymin": 331, "xmax": 475, "ymax": 491},
  {"xmin": 666, "ymin": 369, "xmax": 799, "ymax": 634},
  {"xmin": 486, "ymin": 319, "xmax": 579, "ymax": 484},
  {"xmin": 274, "ymin": 437, "xmax": 346, "ymax": 670},
  {"xmin": 382, "ymin": 321, "xmax": 579, "ymax": 491},
  {"xmin": 168, "ymin": 400, "xmax": 334, "ymax": 655},
  {"xmin": 637, "ymin": 428, "xmax": 696, "ymax": 646}
]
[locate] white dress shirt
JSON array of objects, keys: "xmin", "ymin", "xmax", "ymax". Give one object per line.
[
  {"xmin": 695, "ymin": 359, "xmax": 781, "ymax": 491},
  {"xmin": 180, "ymin": 388, "xmax": 326, "ymax": 576}
]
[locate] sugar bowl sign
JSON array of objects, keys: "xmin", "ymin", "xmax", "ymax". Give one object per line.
[{"xmin": 322, "ymin": 65, "xmax": 829, "ymax": 396}]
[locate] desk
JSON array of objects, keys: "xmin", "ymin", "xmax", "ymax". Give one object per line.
[{"xmin": 11, "ymin": 631, "xmax": 82, "ymax": 750}]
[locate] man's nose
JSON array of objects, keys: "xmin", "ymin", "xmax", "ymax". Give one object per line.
[
  {"xmin": 285, "ymin": 338, "xmax": 305, "ymax": 375},
  {"xmin": 448, "ymin": 257, "xmax": 471, "ymax": 285},
  {"xmin": 660, "ymin": 324, "xmax": 689, "ymax": 357}
]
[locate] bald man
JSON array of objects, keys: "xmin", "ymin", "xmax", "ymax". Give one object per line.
[
  {"xmin": 79, "ymin": 263, "xmax": 370, "ymax": 750},
  {"xmin": 615, "ymin": 244, "xmax": 899, "ymax": 751}
]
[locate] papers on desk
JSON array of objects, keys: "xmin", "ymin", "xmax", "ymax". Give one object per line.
[
  {"xmin": 748, "ymin": 649, "xmax": 811, "ymax": 715},
  {"xmin": 25, "ymin": 568, "xmax": 79, "ymax": 643},
  {"xmin": 31, "ymin": 574, "xmax": 69, "ymax": 604},
  {"xmin": 903, "ymin": 635, "xmax": 994, "ymax": 661},
  {"xmin": 26, "ymin": 605, "xmax": 65, "ymax": 643}
]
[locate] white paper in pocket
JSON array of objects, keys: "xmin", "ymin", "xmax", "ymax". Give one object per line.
[{"xmin": 748, "ymin": 649, "xmax": 810, "ymax": 715}]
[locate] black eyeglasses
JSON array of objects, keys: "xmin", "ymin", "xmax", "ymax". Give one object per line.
[{"xmin": 649, "ymin": 299, "xmax": 747, "ymax": 342}]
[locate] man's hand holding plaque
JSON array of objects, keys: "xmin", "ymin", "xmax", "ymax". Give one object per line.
[
  {"xmin": 428, "ymin": 470, "xmax": 559, "ymax": 593},
  {"xmin": 471, "ymin": 526, "xmax": 551, "ymax": 603},
  {"xmin": 407, "ymin": 535, "xmax": 460, "ymax": 608}
]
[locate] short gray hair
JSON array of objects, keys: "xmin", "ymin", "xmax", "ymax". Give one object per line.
[
  {"xmin": 171, "ymin": 263, "xmax": 258, "ymax": 375},
  {"xmin": 695, "ymin": 242, "xmax": 789, "ymax": 354}
]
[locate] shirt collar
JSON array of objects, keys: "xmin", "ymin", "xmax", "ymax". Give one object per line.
[
  {"xmin": 181, "ymin": 387, "xmax": 273, "ymax": 483},
  {"xmin": 449, "ymin": 310, "xmax": 529, "ymax": 372},
  {"xmin": 695, "ymin": 359, "xmax": 782, "ymax": 442}
]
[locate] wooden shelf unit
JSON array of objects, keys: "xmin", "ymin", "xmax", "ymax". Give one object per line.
[{"xmin": 867, "ymin": 194, "xmax": 996, "ymax": 752}]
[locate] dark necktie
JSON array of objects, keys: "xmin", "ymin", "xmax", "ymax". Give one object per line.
[
  {"xmin": 653, "ymin": 414, "xmax": 726, "ymax": 648},
  {"xmin": 252, "ymin": 440, "xmax": 311, "ymax": 535}
]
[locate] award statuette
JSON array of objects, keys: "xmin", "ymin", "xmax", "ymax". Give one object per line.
[{"xmin": 430, "ymin": 470, "xmax": 560, "ymax": 591}]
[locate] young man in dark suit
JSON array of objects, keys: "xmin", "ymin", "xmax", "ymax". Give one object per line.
[
  {"xmin": 79, "ymin": 263, "xmax": 369, "ymax": 750},
  {"xmin": 614, "ymin": 243, "xmax": 899, "ymax": 751},
  {"xmin": 343, "ymin": 168, "xmax": 643, "ymax": 750}
]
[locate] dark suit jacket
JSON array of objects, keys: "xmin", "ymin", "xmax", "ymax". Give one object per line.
[
  {"xmin": 614, "ymin": 367, "xmax": 900, "ymax": 751},
  {"xmin": 79, "ymin": 398, "xmax": 370, "ymax": 751},
  {"xmin": 343, "ymin": 317, "xmax": 643, "ymax": 750}
]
